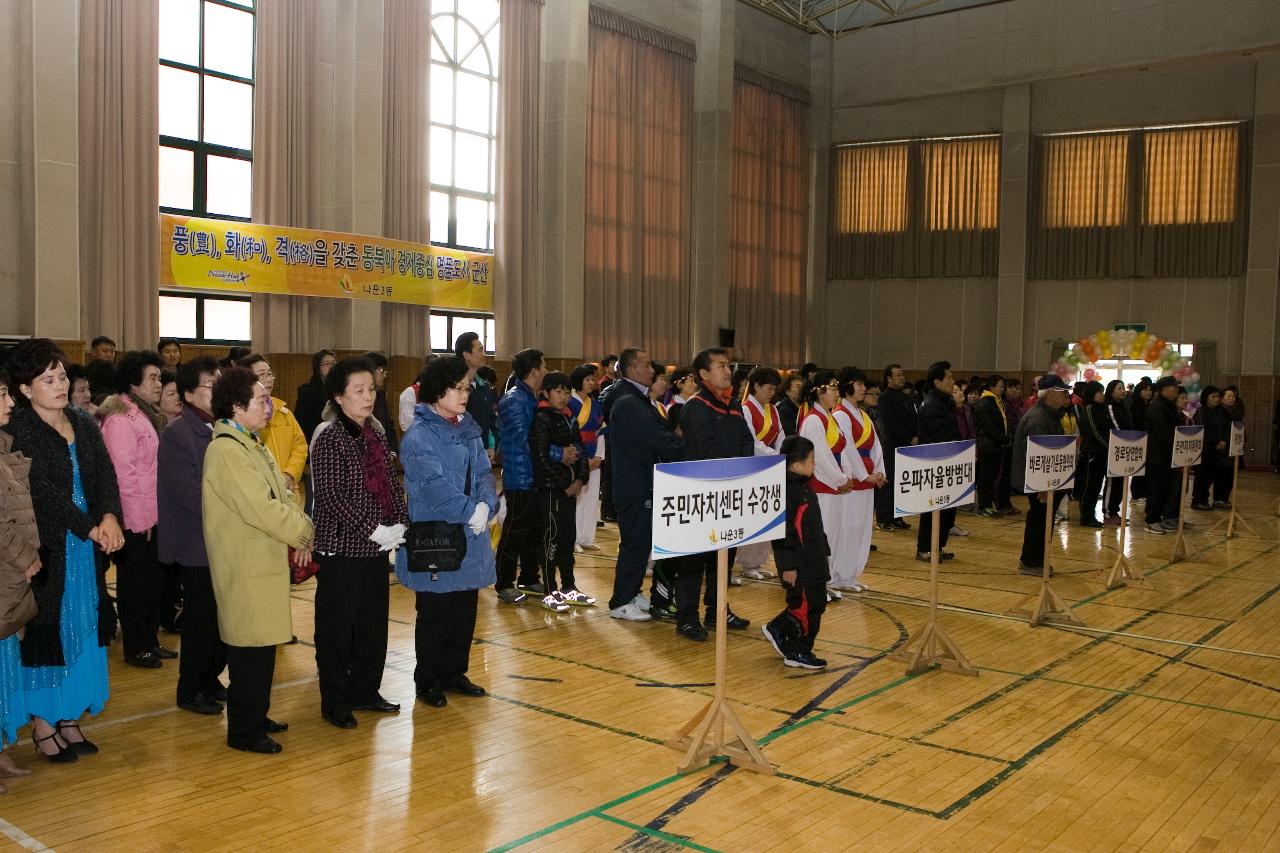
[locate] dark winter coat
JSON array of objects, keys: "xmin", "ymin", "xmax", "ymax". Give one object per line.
[
  {"xmin": 877, "ymin": 386, "xmax": 917, "ymax": 449},
  {"xmin": 917, "ymin": 387, "xmax": 962, "ymax": 445},
  {"xmin": 1079, "ymin": 382, "xmax": 1109, "ymax": 458},
  {"xmin": 498, "ymin": 380, "xmax": 538, "ymax": 491},
  {"xmin": 973, "ymin": 393, "xmax": 1009, "ymax": 455},
  {"xmin": 1144, "ymin": 394, "xmax": 1179, "ymax": 466},
  {"xmin": 157, "ymin": 406, "xmax": 214, "ymax": 567},
  {"xmin": 530, "ymin": 401, "xmax": 589, "ymax": 492},
  {"xmin": 679, "ymin": 384, "xmax": 754, "ymax": 462},
  {"xmin": 771, "ymin": 471, "xmax": 831, "ymax": 584},
  {"xmin": 295, "ymin": 378, "xmax": 327, "ymax": 442},
  {"xmin": 7, "ymin": 406, "xmax": 120, "ymax": 667},
  {"xmin": 1011, "ymin": 399, "xmax": 1067, "ymax": 493},
  {"xmin": 605, "ymin": 379, "xmax": 684, "ymax": 506}
]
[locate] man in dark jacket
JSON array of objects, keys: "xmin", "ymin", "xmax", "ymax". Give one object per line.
[
  {"xmin": 675, "ymin": 347, "xmax": 753, "ymax": 638},
  {"xmin": 604, "ymin": 348, "xmax": 684, "ymax": 619},
  {"xmin": 495, "ymin": 348, "xmax": 554, "ymax": 602},
  {"xmin": 1012, "ymin": 374, "xmax": 1072, "ymax": 573},
  {"xmin": 973, "ymin": 375, "xmax": 1009, "ymax": 518},
  {"xmin": 877, "ymin": 364, "xmax": 916, "ymax": 531},
  {"xmin": 1143, "ymin": 375, "xmax": 1182, "ymax": 532},
  {"xmin": 915, "ymin": 361, "xmax": 961, "ymax": 561},
  {"xmin": 1077, "ymin": 380, "xmax": 1109, "ymax": 527},
  {"xmin": 156, "ymin": 357, "xmax": 227, "ymax": 715}
]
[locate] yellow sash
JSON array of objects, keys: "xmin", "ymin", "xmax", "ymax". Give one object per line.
[{"xmin": 575, "ymin": 395, "xmax": 593, "ymax": 429}]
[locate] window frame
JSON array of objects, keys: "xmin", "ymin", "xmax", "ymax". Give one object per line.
[
  {"xmin": 430, "ymin": 310, "xmax": 496, "ymax": 355},
  {"xmin": 159, "ymin": 289, "xmax": 253, "ymax": 346}
]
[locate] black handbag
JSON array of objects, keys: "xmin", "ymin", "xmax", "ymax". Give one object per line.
[{"xmin": 406, "ymin": 459, "xmax": 471, "ymax": 574}]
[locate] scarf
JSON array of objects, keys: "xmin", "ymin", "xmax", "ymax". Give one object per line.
[
  {"xmin": 129, "ymin": 392, "xmax": 170, "ymax": 436},
  {"xmin": 358, "ymin": 418, "xmax": 396, "ymax": 518}
]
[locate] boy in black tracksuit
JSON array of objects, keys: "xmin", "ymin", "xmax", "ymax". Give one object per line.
[
  {"xmin": 529, "ymin": 372, "xmax": 594, "ymax": 611},
  {"xmin": 762, "ymin": 436, "xmax": 831, "ymax": 669}
]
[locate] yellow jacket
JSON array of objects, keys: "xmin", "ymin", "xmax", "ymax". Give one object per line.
[
  {"xmin": 259, "ymin": 397, "xmax": 308, "ymax": 486},
  {"xmin": 202, "ymin": 421, "xmax": 313, "ymax": 647}
]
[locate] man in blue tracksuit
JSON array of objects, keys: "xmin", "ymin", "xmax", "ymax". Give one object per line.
[{"xmin": 495, "ymin": 348, "xmax": 552, "ymax": 603}]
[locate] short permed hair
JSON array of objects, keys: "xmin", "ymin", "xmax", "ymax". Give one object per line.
[
  {"xmin": 177, "ymin": 356, "xmax": 220, "ymax": 400},
  {"xmin": 569, "ymin": 363, "xmax": 597, "ymax": 392},
  {"xmin": 4, "ymin": 339, "xmax": 68, "ymax": 405},
  {"xmin": 417, "ymin": 355, "xmax": 469, "ymax": 404},
  {"xmin": 114, "ymin": 350, "xmax": 164, "ymax": 393},
  {"xmin": 211, "ymin": 367, "xmax": 260, "ymax": 420},
  {"xmin": 325, "ymin": 356, "xmax": 376, "ymax": 401},
  {"xmin": 747, "ymin": 366, "xmax": 781, "ymax": 396}
]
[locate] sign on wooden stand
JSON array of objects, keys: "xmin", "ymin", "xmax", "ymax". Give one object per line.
[
  {"xmin": 1010, "ymin": 435, "xmax": 1086, "ymax": 627},
  {"xmin": 1103, "ymin": 430, "xmax": 1148, "ymax": 589},
  {"xmin": 1209, "ymin": 422, "xmax": 1258, "ymax": 540},
  {"xmin": 651, "ymin": 455, "xmax": 785, "ymax": 776},
  {"xmin": 887, "ymin": 440, "xmax": 978, "ymax": 677},
  {"xmin": 1170, "ymin": 426, "xmax": 1206, "ymax": 563}
]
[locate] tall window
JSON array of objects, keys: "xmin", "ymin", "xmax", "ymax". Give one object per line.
[
  {"xmin": 429, "ymin": 0, "xmax": 499, "ymax": 252},
  {"xmin": 1040, "ymin": 132, "xmax": 1129, "ymax": 228},
  {"xmin": 832, "ymin": 143, "xmax": 908, "ymax": 234},
  {"xmin": 428, "ymin": 313, "xmax": 497, "ymax": 354},
  {"xmin": 158, "ymin": 0, "xmax": 255, "ymax": 343}
]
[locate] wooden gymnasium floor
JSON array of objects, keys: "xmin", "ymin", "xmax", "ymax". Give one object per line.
[{"xmin": 3, "ymin": 474, "xmax": 1280, "ymax": 852}]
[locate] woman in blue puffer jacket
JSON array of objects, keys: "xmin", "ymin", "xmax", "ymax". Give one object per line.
[{"xmin": 395, "ymin": 356, "xmax": 499, "ymax": 709}]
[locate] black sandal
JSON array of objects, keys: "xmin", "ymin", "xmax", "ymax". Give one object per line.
[
  {"xmin": 56, "ymin": 721, "xmax": 99, "ymax": 756},
  {"xmin": 32, "ymin": 729, "xmax": 78, "ymax": 764}
]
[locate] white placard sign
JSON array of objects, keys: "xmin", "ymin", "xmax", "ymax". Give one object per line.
[
  {"xmin": 650, "ymin": 455, "xmax": 786, "ymax": 560},
  {"xmin": 1229, "ymin": 421, "xmax": 1245, "ymax": 458},
  {"xmin": 1172, "ymin": 425, "xmax": 1204, "ymax": 468},
  {"xmin": 1107, "ymin": 429, "xmax": 1147, "ymax": 477},
  {"xmin": 1024, "ymin": 434, "xmax": 1077, "ymax": 493},
  {"xmin": 893, "ymin": 439, "xmax": 976, "ymax": 518}
]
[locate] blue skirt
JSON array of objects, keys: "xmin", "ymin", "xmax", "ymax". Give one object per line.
[{"xmin": 0, "ymin": 633, "xmax": 25, "ymax": 746}]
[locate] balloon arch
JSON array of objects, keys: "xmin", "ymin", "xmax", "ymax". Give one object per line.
[{"xmin": 1052, "ymin": 328, "xmax": 1202, "ymax": 410}]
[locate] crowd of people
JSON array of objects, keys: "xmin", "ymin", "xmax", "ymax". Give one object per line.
[{"xmin": 0, "ymin": 332, "xmax": 1252, "ymax": 777}]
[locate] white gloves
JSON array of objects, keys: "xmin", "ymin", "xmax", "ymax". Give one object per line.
[
  {"xmin": 369, "ymin": 523, "xmax": 407, "ymax": 552},
  {"xmin": 468, "ymin": 503, "xmax": 490, "ymax": 535}
]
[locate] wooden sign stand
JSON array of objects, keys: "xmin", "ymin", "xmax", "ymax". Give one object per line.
[
  {"xmin": 1208, "ymin": 455, "xmax": 1258, "ymax": 539},
  {"xmin": 666, "ymin": 548, "xmax": 773, "ymax": 776},
  {"xmin": 1103, "ymin": 475, "xmax": 1146, "ymax": 589},
  {"xmin": 1011, "ymin": 491, "xmax": 1086, "ymax": 627},
  {"xmin": 1169, "ymin": 465, "xmax": 1205, "ymax": 563},
  {"xmin": 891, "ymin": 509, "xmax": 977, "ymax": 676}
]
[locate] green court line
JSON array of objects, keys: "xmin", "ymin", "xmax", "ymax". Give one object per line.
[
  {"xmin": 485, "ymin": 692, "xmax": 665, "ymax": 746},
  {"xmin": 758, "ymin": 673, "xmax": 922, "ymax": 745},
  {"xmin": 593, "ymin": 812, "xmax": 723, "ymax": 852}
]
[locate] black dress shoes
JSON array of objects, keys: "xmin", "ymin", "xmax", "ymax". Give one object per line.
[
  {"xmin": 263, "ymin": 718, "xmax": 289, "ymax": 734},
  {"xmin": 152, "ymin": 645, "xmax": 178, "ymax": 660},
  {"xmin": 444, "ymin": 675, "xmax": 486, "ymax": 697},
  {"xmin": 125, "ymin": 650, "xmax": 162, "ymax": 669},
  {"xmin": 228, "ymin": 733, "xmax": 282, "ymax": 754},
  {"xmin": 322, "ymin": 709, "xmax": 358, "ymax": 729},
  {"xmin": 205, "ymin": 682, "xmax": 228, "ymax": 702},
  {"xmin": 677, "ymin": 623, "xmax": 708, "ymax": 642},
  {"xmin": 352, "ymin": 695, "xmax": 400, "ymax": 713},
  {"xmin": 178, "ymin": 693, "xmax": 224, "ymax": 716},
  {"xmin": 417, "ymin": 685, "xmax": 448, "ymax": 707}
]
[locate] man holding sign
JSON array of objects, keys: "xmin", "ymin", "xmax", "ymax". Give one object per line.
[{"xmin": 1012, "ymin": 375, "xmax": 1073, "ymax": 575}]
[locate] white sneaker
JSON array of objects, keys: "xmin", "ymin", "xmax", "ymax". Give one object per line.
[
  {"xmin": 561, "ymin": 589, "xmax": 596, "ymax": 606},
  {"xmin": 573, "ymin": 544, "xmax": 584, "ymax": 554},
  {"xmin": 541, "ymin": 592, "xmax": 570, "ymax": 613},
  {"xmin": 633, "ymin": 593, "xmax": 651, "ymax": 612},
  {"xmin": 741, "ymin": 567, "xmax": 773, "ymax": 581},
  {"xmin": 609, "ymin": 600, "xmax": 652, "ymax": 621},
  {"xmin": 950, "ymin": 526, "xmax": 970, "ymax": 536},
  {"xmin": 580, "ymin": 543, "xmax": 601, "ymax": 552},
  {"xmin": 729, "ymin": 572, "xmax": 743, "ymax": 587},
  {"xmin": 826, "ymin": 586, "xmax": 843, "ymax": 601}
]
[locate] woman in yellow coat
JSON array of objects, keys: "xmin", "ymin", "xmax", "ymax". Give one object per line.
[
  {"xmin": 203, "ymin": 368, "xmax": 313, "ymax": 755},
  {"xmin": 237, "ymin": 355, "xmax": 308, "ymax": 496}
]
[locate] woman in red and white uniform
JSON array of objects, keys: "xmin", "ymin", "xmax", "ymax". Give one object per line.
[
  {"xmin": 738, "ymin": 367, "xmax": 785, "ymax": 581},
  {"xmin": 830, "ymin": 367, "xmax": 886, "ymax": 593},
  {"xmin": 798, "ymin": 370, "xmax": 853, "ymax": 600}
]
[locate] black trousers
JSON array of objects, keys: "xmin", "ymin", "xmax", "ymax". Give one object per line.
[
  {"xmin": 609, "ymin": 497, "xmax": 651, "ymax": 610},
  {"xmin": 1192, "ymin": 461, "xmax": 1235, "ymax": 505},
  {"xmin": 414, "ymin": 588, "xmax": 478, "ymax": 691},
  {"xmin": 917, "ymin": 507, "xmax": 956, "ymax": 555},
  {"xmin": 672, "ymin": 550, "xmax": 737, "ymax": 626},
  {"xmin": 160, "ymin": 561, "xmax": 183, "ymax": 632},
  {"xmin": 650, "ymin": 558, "xmax": 676, "ymax": 612},
  {"xmin": 600, "ymin": 457, "xmax": 616, "ymax": 521},
  {"xmin": 1103, "ymin": 476, "xmax": 1124, "ymax": 517},
  {"xmin": 116, "ymin": 527, "xmax": 161, "ymax": 657},
  {"xmin": 997, "ymin": 446, "xmax": 1015, "ymax": 509},
  {"xmin": 495, "ymin": 490, "xmax": 544, "ymax": 591},
  {"xmin": 976, "ymin": 449, "xmax": 1002, "ymax": 510},
  {"xmin": 875, "ymin": 450, "xmax": 896, "ymax": 524},
  {"xmin": 538, "ymin": 489, "xmax": 578, "ymax": 592},
  {"xmin": 314, "ymin": 554, "xmax": 390, "ymax": 714},
  {"xmin": 176, "ymin": 564, "xmax": 227, "ymax": 704},
  {"xmin": 1144, "ymin": 465, "xmax": 1180, "ymax": 525},
  {"xmin": 226, "ymin": 644, "xmax": 276, "ymax": 741},
  {"xmin": 1021, "ymin": 491, "xmax": 1066, "ymax": 567},
  {"xmin": 767, "ymin": 578, "xmax": 827, "ymax": 654},
  {"xmin": 1079, "ymin": 453, "xmax": 1106, "ymax": 523}
]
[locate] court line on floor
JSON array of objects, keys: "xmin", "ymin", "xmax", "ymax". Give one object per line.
[{"xmin": 0, "ymin": 818, "xmax": 51, "ymax": 852}]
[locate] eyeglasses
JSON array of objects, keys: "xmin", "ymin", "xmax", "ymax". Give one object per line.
[
  {"xmin": 197, "ymin": 383, "xmax": 215, "ymax": 390},
  {"xmin": 256, "ymin": 371, "xmax": 275, "ymax": 380},
  {"xmin": 320, "ymin": 360, "xmax": 337, "ymax": 369},
  {"xmin": 451, "ymin": 383, "xmax": 473, "ymax": 394}
]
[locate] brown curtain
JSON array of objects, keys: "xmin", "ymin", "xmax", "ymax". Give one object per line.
[
  {"xmin": 729, "ymin": 73, "xmax": 808, "ymax": 367},
  {"xmin": 381, "ymin": 0, "xmax": 431, "ymax": 356},
  {"xmin": 583, "ymin": 10, "xmax": 694, "ymax": 362},
  {"xmin": 1193, "ymin": 339, "xmax": 1217, "ymax": 388},
  {"xmin": 828, "ymin": 136, "xmax": 999, "ymax": 279},
  {"xmin": 78, "ymin": 0, "xmax": 159, "ymax": 351},
  {"xmin": 1029, "ymin": 124, "xmax": 1249, "ymax": 278},
  {"xmin": 494, "ymin": 0, "xmax": 543, "ymax": 358},
  {"xmin": 252, "ymin": 0, "xmax": 336, "ymax": 351}
]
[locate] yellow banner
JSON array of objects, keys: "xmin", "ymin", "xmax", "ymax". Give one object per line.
[{"xmin": 159, "ymin": 214, "xmax": 493, "ymax": 310}]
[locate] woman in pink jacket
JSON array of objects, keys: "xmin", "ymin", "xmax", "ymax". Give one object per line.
[{"xmin": 99, "ymin": 351, "xmax": 171, "ymax": 670}]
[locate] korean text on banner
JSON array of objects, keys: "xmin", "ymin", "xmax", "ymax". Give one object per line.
[
  {"xmin": 1229, "ymin": 422, "xmax": 1245, "ymax": 458},
  {"xmin": 1107, "ymin": 430, "xmax": 1147, "ymax": 477},
  {"xmin": 1172, "ymin": 425, "xmax": 1204, "ymax": 468},
  {"xmin": 651, "ymin": 455, "xmax": 787, "ymax": 560},
  {"xmin": 1024, "ymin": 434, "xmax": 1077, "ymax": 493},
  {"xmin": 159, "ymin": 214, "xmax": 493, "ymax": 310},
  {"xmin": 893, "ymin": 440, "xmax": 976, "ymax": 518}
]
